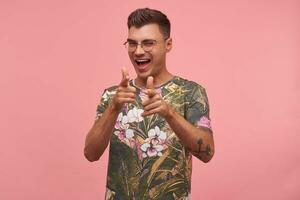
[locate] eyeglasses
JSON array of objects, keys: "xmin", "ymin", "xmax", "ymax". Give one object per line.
[{"xmin": 123, "ymin": 38, "xmax": 168, "ymax": 52}]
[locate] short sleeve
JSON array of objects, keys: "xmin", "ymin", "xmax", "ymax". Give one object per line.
[
  {"xmin": 185, "ymin": 85, "xmax": 213, "ymax": 133},
  {"xmin": 94, "ymin": 89, "xmax": 116, "ymax": 121}
]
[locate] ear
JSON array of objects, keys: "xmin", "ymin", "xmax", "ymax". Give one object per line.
[{"xmin": 165, "ymin": 37, "xmax": 173, "ymax": 53}]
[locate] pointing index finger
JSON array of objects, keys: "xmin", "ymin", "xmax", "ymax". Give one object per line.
[
  {"xmin": 146, "ymin": 76, "xmax": 156, "ymax": 97},
  {"xmin": 120, "ymin": 67, "xmax": 129, "ymax": 87}
]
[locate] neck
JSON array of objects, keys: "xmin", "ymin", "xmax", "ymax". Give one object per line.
[{"xmin": 134, "ymin": 70, "xmax": 174, "ymax": 88}]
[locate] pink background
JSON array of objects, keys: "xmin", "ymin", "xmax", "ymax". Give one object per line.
[{"xmin": 1, "ymin": 0, "xmax": 299, "ymax": 199}]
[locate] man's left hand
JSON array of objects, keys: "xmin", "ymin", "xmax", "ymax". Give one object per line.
[{"xmin": 141, "ymin": 76, "xmax": 172, "ymax": 118}]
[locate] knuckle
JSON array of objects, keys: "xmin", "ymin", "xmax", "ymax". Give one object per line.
[{"xmin": 117, "ymin": 88, "xmax": 123, "ymax": 93}]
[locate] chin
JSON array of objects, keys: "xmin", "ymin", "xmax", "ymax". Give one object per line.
[
  {"xmin": 135, "ymin": 67, "xmax": 153, "ymax": 80},
  {"xmin": 136, "ymin": 72, "xmax": 150, "ymax": 80}
]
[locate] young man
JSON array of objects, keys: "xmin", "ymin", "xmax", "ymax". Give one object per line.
[{"xmin": 84, "ymin": 8, "xmax": 215, "ymax": 200}]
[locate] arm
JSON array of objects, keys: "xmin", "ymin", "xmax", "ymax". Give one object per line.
[
  {"xmin": 164, "ymin": 108, "xmax": 214, "ymax": 163},
  {"xmin": 84, "ymin": 103, "xmax": 120, "ymax": 162},
  {"xmin": 84, "ymin": 68, "xmax": 136, "ymax": 162}
]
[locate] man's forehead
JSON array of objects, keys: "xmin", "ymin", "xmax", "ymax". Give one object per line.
[{"xmin": 127, "ymin": 23, "xmax": 164, "ymax": 40}]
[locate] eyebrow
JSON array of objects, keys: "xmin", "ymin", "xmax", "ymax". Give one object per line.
[
  {"xmin": 126, "ymin": 38, "xmax": 155, "ymax": 42},
  {"xmin": 127, "ymin": 39, "xmax": 136, "ymax": 42}
]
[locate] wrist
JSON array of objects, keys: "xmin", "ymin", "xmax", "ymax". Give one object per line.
[
  {"xmin": 164, "ymin": 105, "xmax": 176, "ymax": 121},
  {"xmin": 108, "ymin": 102, "xmax": 121, "ymax": 114}
]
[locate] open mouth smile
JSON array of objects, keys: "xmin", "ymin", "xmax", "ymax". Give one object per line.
[{"xmin": 135, "ymin": 58, "xmax": 151, "ymax": 71}]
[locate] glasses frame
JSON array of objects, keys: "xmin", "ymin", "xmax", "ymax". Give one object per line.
[{"xmin": 123, "ymin": 38, "xmax": 169, "ymax": 52}]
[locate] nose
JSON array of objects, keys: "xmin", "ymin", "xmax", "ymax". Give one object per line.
[{"xmin": 134, "ymin": 44, "xmax": 145, "ymax": 55}]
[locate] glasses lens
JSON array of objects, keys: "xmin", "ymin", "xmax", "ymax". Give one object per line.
[
  {"xmin": 129, "ymin": 43, "xmax": 137, "ymax": 51},
  {"xmin": 142, "ymin": 41, "xmax": 156, "ymax": 52},
  {"xmin": 125, "ymin": 42, "xmax": 136, "ymax": 52}
]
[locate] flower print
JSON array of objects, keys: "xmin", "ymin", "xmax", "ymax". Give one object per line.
[
  {"xmin": 148, "ymin": 126, "xmax": 167, "ymax": 141},
  {"xmin": 141, "ymin": 142, "xmax": 164, "ymax": 157},
  {"xmin": 119, "ymin": 112, "xmax": 130, "ymax": 124},
  {"xmin": 114, "ymin": 113, "xmax": 129, "ymax": 130},
  {"xmin": 127, "ymin": 107, "xmax": 144, "ymax": 123},
  {"xmin": 114, "ymin": 113, "xmax": 134, "ymax": 145},
  {"xmin": 197, "ymin": 116, "xmax": 212, "ymax": 129},
  {"xmin": 140, "ymin": 126, "xmax": 167, "ymax": 158},
  {"xmin": 114, "ymin": 129, "xmax": 134, "ymax": 141}
]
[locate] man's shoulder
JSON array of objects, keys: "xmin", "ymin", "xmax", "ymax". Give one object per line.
[
  {"xmin": 104, "ymin": 85, "xmax": 118, "ymax": 92},
  {"xmin": 98, "ymin": 85, "xmax": 118, "ymax": 101},
  {"xmin": 173, "ymin": 75, "xmax": 206, "ymax": 90}
]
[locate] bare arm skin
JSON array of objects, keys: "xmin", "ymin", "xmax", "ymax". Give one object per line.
[
  {"xmin": 84, "ymin": 103, "xmax": 120, "ymax": 162},
  {"xmin": 142, "ymin": 76, "xmax": 215, "ymax": 163},
  {"xmin": 84, "ymin": 68, "xmax": 136, "ymax": 162}
]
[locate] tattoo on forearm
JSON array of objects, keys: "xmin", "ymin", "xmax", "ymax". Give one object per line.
[{"xmin": 190, "ymin": 138, "xmax": 212, "ymax": 158}]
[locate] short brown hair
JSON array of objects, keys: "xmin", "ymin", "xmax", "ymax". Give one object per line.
[{"xmin": 127, "ymin": 8, "xmax": 171, "ymax": 39}]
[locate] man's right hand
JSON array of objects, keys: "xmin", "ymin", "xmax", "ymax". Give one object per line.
[{"xmin": 111, "ymin": 68, "xmax": 136, "ymax": 112}]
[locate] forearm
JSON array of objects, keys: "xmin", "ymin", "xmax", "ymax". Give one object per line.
[
  {"xmin": 165, "ymin": 107, "xmax": 215, "ymax": 163},
  {"xmin": 84, "ymin": 103, "xmax": 119, "ymax": 162}
]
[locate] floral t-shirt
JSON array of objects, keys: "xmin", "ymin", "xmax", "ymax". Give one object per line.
[{"xmin": 95, "ymin": 76, "xmax": 212, "ymax": 200}]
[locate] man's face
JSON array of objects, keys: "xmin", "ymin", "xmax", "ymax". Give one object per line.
[{"xmin": 127, "ymin": 23, "xmax": 172, "ymax": 80}]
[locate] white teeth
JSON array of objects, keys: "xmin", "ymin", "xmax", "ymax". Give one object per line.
[{"xmin": 136, "ymin": 59, "xmax": 150, "ymax": 62}]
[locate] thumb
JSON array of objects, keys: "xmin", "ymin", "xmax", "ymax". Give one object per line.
[{"xmin": 120, "ymin": 67, "xmax": 129, "ymax": 87}]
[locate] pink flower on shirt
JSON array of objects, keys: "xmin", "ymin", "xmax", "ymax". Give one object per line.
[
  {"xmin": 141, "ymin": 126, "xmax": 167, "ymax": 158},
  {"xmin": 197, "ymin": 116, "xmax": 212, "ymax": 129}
]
